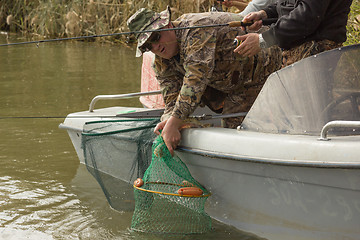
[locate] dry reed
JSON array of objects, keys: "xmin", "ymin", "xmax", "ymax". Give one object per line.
[{"xmin": 0, "ymin": 0, "xmax": 359, "ymax": 45}]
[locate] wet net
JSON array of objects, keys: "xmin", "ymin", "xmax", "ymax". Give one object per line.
[
  {"xmin": 81, "ymin": 118, "xmax": 211, "ymax": 234},
  {"xmin": 131, "ymin": 134, "xmax": 212, "ymax": 234},
  {"xmin": 81, "ymin": 118, "xmax": 160, "ymax": 210}
]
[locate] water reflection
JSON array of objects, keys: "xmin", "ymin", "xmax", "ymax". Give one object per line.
[{"xmin": 0, "ymin": 34, "xmax": 265, "ymax": 239}]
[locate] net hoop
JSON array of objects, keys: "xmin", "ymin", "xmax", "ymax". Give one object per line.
[
  {"xmin": 134, "ymin": 182, "xmax": 211, "ymax": 198},
  {"xmin": 82, "ymin": 118, "xmax": 159, "ymax": 136}
]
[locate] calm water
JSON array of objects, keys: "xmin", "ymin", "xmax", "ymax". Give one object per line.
[{"xmin": 0, "ymin": 34, "xmax": 265, "ymax": 240}]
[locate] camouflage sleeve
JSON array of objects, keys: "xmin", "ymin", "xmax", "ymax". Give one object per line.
[
  {"xmin": 153, "ymin": 56, "xmax": 182, "ymax": 121},
  {"xmin": 172, "ymin": 27, "xmax": 217, "ymax": 120}
]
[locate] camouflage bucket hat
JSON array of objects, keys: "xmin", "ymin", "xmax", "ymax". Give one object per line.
[{"xmin": 127, "ymin": 6, "xmax": 171, "ymax": 57}]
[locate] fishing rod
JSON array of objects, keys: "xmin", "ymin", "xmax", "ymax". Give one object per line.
[
  {"xmin": 0, "ymin": 111, "xmax": 247, "ymax": 120},
  {"xmin": 0, "ymin": 19, "xmax": 276, "ymax": 47},
  {"xmin": 0, "ymin": 116, "xmax": 132, "ymax": 119}
]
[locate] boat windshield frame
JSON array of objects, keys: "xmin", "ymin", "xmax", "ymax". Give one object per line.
[{"xmin": 241, "ymin": 44, "xmax": 360, "ymax": 136}]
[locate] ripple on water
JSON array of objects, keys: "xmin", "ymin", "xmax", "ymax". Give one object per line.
[{"xmin": 0, "ymin": 228, "xmax": 54, "ymax": 240}]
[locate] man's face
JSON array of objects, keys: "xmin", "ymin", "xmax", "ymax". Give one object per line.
[
  {"xmin": 141, "ymin": 24, "xmax": 179, "ymax": 59},
  {"xmin": 150, "ymin": 27, "xmax": 179, "ymax": 59}
]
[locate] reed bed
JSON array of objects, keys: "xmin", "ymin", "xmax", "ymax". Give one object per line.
[
  {"xmin": 0, "ymin": 0, "xmax": 217, "ymax": 43},
  {"xmin": 0, "ymin": 0, "xmax": 359, "ymax": 45}
]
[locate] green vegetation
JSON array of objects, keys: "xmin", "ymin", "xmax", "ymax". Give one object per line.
[
  {"xmin": 0, "ymin": 0, "xmax": 359, "ymax": 45},
  {"xmin": 346, "ymin": 0, "xmax": 360, "ymax": 45}
]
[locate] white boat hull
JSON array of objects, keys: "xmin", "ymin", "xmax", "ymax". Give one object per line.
[
  {"xmin": 60, "ymin": 106, "xmax": 360, "ymax": 240},
  {"xmin": 178, "ymin": 149, "xmax": 360, "ymax": 240}
]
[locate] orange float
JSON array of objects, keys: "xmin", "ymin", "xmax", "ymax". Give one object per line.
[
  {"xmin": 177, "ymin": 187, "xmax": 203, "ymax": 196},
  {"xmin": 134, "ymin": 178, "xmax": 144, "ymax": 187}
]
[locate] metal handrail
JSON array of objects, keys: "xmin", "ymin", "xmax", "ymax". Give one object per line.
[
  {"xmin": 89, "ymin": 90, "xmax": 161, "ymax": 112},
  {"xmin": 319, "ymin": 120, "xmax": 360, "ymax": 140}
]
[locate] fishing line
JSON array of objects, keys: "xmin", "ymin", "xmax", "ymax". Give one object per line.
[{"xmin": 0, "ymin": 20, "xmax": 275, "ymax": 47}]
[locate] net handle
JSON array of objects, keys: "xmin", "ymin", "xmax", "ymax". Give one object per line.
[{"xmin": 133, "ymin": 182, "xmax": 212, "ymax": 198}]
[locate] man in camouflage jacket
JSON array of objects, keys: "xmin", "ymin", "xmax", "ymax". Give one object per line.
[{"xmin": 127, "ymin": 6, "xmax": 281, "ymax": 154}]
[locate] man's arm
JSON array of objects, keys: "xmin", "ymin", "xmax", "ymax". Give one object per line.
[
  {"xmin": 153, "ymin": 57, "xmax": 185, "ymax": 155},
  {"xmin": 240, "ymin": 0, "xmax": 277, "ymax": 17},
  {"xmin": 262, "ymin": 0, "xmax": 331, "ymax": 49},
  {"xmin": 235, "ymin": 0, "xmax": 331, "ymax": 56},
  {"xmin": 171, "ymin": 26, "xmax": 217, "ymax": 120},
  {"xmin": 153, "ymin": 56, "xmax": 183, "ymax": 120},
  {"xmin": 154, "ymin": 25, "xmax": 217, "ymax": 154}
]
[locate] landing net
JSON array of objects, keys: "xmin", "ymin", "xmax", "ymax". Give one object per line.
[
  {"xmin": 81, "ymin": 118, "xmax": 211, "ymax": 234},
  {"xmin": 131, "ymin": 135, "xmax": 212, "ymax": 234}
]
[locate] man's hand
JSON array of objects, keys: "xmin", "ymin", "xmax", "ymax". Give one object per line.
[
  {"xmin": 154, "ymin": 119, "xmax": 167, "ymax": 135},
  {"xmin": 154, "ymin": 116, "xmax": 183, "ymax": 156},
  {"xmin": 234, "ymin": 33, "xmax": 261, "ymax": 57},
  {"xmin": 242, "ymin": 10, "xmax": 267, "ymax": 31}
]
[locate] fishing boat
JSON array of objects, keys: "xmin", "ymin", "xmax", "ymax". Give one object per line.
[{"xmin": 59, "ymin": 44, "xmax": 360, "ymax": 240}]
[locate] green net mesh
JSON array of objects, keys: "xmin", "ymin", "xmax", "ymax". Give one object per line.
[{"xmin": 131, "ymin": 135, "xmax": 212, "ymax": 234}]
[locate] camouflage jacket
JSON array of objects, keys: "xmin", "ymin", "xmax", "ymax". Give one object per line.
[{"xmin": 153, "ymin": 12, "xmax": 281, "ymax": 121}]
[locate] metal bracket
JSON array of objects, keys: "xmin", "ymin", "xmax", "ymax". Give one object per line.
[{"xmin": 89, "ymin": 90, "xmax": 161, "ymax": 112}]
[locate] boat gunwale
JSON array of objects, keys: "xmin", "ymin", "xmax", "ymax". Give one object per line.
[
  {"xmin": 60, "ymin": 121, "xmax": 360, "ymax": 169},
  {"xmin": 177, "ymin": 146, "xmax": 360, "ymax": 169}
]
